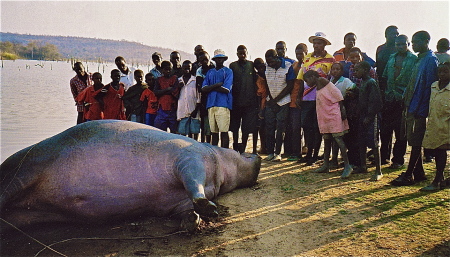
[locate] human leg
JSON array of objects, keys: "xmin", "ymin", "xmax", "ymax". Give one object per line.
[
  {"xmin": 421, "ymin": 149, "xmax": 447, "ymax": 191},
  {"xmin": 264, "ymin": 106, "xmax": 277, "ymax": 159},
  {"xmin": 314, "ymin": 136, "xmax": 331, "ymax": 173}
]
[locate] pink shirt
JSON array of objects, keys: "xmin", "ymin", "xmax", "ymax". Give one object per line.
[{"xmin": 316, "ymin": 82, "xmax": 349, "ymax": 134}]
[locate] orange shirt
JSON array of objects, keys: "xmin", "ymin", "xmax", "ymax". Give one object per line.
[
  {"xmin": 290, "ymin": 61, "xmax": 303, "ymax": 107},
  {"xmin": 256, "ymin": 75, "xmax": 268, "ymax": 109},
  {"xmin": 140, "ymin": 88, "xmax": 158, "ymax": 115},
  {"xmin": 76, "ymin": 86, "xmax": 104, "ymax": 120},
  {"xmin": 102, "ymin": 83, "xmax": 126, "ymax": 120}
]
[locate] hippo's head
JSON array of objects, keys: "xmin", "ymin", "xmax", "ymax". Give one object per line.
[{"xmin": 235, "ymin": 152, "xmax": 261, "ymax": 189}]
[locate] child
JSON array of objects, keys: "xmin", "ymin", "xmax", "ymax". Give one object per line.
[
  {"xmin": 254, "ymin": 58, "xmax": 268, "ymax": 154},
  {"xmin": 353, "ymin": 61, "xmax": 383, "ymax": 181},
  {"xmin": 140, "ymin": 73, "xmax": 158, "ymax": 126},
  {"xmin": 150, "ymin": 52, "xmax": 163, "ymax": 78},
  {"xmin": 76, "ymin": 72, "xmax": 104, "ymax": 121},
  {"xmin": 201, "ymin": 49, "xmax": 233, "ymax": 148},
  {"xmin": 303, "ymin": 70, "xmax": 353, "ymax": 178},
  {"xmin": 196, "ymin": 51, "xmax": 215, "ymax": 144},
  {"xmin": 177, "ymin": 60, "xmax": 201, "ymax": 140},
  {"xmin": 347, "ymin": 47, "xmax": 378, "ymax": 87},
  {"xmin": 122, "ymin": 69, "xmax": 147, "ymax": 123},
  {"xmin": 420, "ymin": 63, "xmax": 450, "ymax": 191},
  {"xmin": 329, "ymin": 62, "xmax": 355, "ymax": 168},
  {"xmin": 154, "ymin": 61, "xmax": 180, "ymax": 133},
  {"xmin": 98, "ymin": 69, "xmax": 126, "ymax": 120}
]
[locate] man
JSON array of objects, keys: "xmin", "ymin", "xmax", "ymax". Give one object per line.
[
  {"xmin": 275, "ymin": 41, "xmax": 295, "ymax": 63},
  {"xmin": 376, "ymin": 26, "xmax": 399, "ymax": 93},
  {"xmin": 391, "ymin": 31, "xmax": 439, "ymax": 186},
  {"xmin": 170, "ymin": 51, "xmax": 183, "ymax": 77},
  {"xmin": 296, "ymin": 32, "xmax": 335, "ymax": 165},
  {"xmin": 229, "ymin": 45, "xmax": 259, "ymax": 153},
  {"xmin": 380, "ymin": 35, "xmax": 417, "ymax": 168},
  {"xmin": 264, "ymin": 49, "xmax": 296, "ymax": 162},
  {"xmin": 114, "ymin": 56, "xmax": 136, "ymax": 91},
  {"xmin": 70, "ymin": 62, "xmax": 93, "ymax": 124},
  {"xmin": 334, "ymin": 32, "xmax": 375, "ymax": 66},
  {"xmin": 192, "ymin": 45, "xmax": 205, "ymax": 76},
  {"xmin": 150, "ymin": 52, "xmax": 163, "ymax": 78}
]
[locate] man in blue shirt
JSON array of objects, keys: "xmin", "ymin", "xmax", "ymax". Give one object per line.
[
  {"xmin": 391, "ymin": 31, "xmax": 439, "ymax": 186},
  {"xmin": 202, "ymin": 49, "xmax": 233, "ymax": 148}
]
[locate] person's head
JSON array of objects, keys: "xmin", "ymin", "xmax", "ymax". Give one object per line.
[
  {"xmin": 437, "ymin": 38, "xmax": 450, "ymax": 53},
  {"xmin": 134, "ymin": 69, "xmax": 144, "ymax": 84},
  {"xmin": 152, "ymin": 52, "xmax": 163, "ymax": 67},
  {"xmin": 111, "ymin": 69, "xmax": 121, "ymax": 83},
  {"xmin": 170, "ymin": 51, "xmax": 181, "ymax": 67},
  {"xmin": 354, "ymin": 61, "xmax": 371, "ymax": 79},
  {"xmin": 275, "ymin": 41, "xmax": 287, "ymax": 58},
  {"xmin": 181, "ymin": 60, "xmax": 192, "ymax": 76},
  {"xmin": 395, "ymin": 35, "xmax": 410, "ymax": 54},
  {"xmin": 254, "ymin": 58, "xmax": 266, "ymax": 75},
  {"xmin": 92, "ymin": 72, "xmax": 102, "ymax": 85},
  {"xmin": 194, "ymin": 45, "xmax": 205, "ymax": 58},
  {"xmin": 237, "ymin": 45, "xmax": 248, "ymax": 62},
  {"xmin": 412, "ymin": 31, "xmax": 430, "ymax": 54},
  {"xmin": 114, "ymin": 56, "xmax": 127, "ymax": 71},
  {"xmin": 330, "ymin": 62, "xmax": 344, "ymax": 79},
  {"xmin": 349, "ymin": 47, "xmax": 363, "ymax": 64},
  {"xmin": 265, "ymin": 49, "xmax": 281, "ymax": 69},
  {"xmin": 145, "ymin": 73, "xmax": 155, "ymax": 87},
  {"xmin": 308, "ymin": 32, "xmax": 331, "ymax": 55},
  {"xmin": 73, "ymin": 62, "xmax": 85, "ymax": 76},
  {"xmin": 295, "ymin": 43, "xmax": 308, "ymax": 63},
  {"xmin": 438, "ymin": 62, "xmax": 450, "ymax": 83},
  {"xmin": 385, "ymin": 25, "xmax": 399, "ymax": 44},
  {"xmin": 161, "ymin": 61, "xmax": 173, "ymax": 77},
  {"xmin": 212, "ymin": 49, "xmax": 228, "ymax": 68},
  {"xmin": 303, "ymin": 70, "xmax": 320, "ymax": 87},
  {"xmin": 198, "ymin": 51, "xmax": 210, "ymax": 68},
  {"xmin": 344, "ymin": 33, "xmax": 357, "ymax": 49}
]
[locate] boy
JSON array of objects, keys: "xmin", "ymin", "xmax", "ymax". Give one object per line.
[
  {"xmin": 353, "ymin": 61, "xmax": 383, "ymax": 181},
  {"xmin": 70, "ymin": 62, "xmax": 93, "ymax": 124},
  {"xmin": 254, "ymin": 58, "xmax": 268, "ymax": 154},
  {"xmin": 114, "ymin": 56, "xmax": 136, "ymax": 91},
  {"xmin": 123, "ymin": 69, "xmax": 147, "ymax": 123},
  {"xmin": 98, "ymin": 69, "xmax": 126, "ymax": 120},
  {"xmin": 380, "ymin": 35, "xmax": 417, "ymax": 168},
  {"xmin": 435, "ymin": 38, "xmax": 450, "ymax": 64},
  {"xmin": 347, "ymin": 47, "xmax": 378, "ymax": 86},
  {"xmin": 229, "ymin": 45, "xmax": 258, "ymax": 153},
  {"xmin": 196, "ymin": 51, "xmax": 215, "ymax": 144},
  {"xmin": 170, "ymin": 51, "xmax": 183, "ymax": 77},
  {"xmin": 150, "ymin": 52, "xmax": 163, "ymax": 78},
  {"xmin": 391, "ymin": 30, "xmax": 439, "ymax": 186},
  {"xmin": 201, "ymin": 49, "xmax": 233, "ymax": 148},
  {"xmin": 154, "ymin": 61, "xmax": 180, "ymax": 133},
  {"xmin": 264, "ymin": 49, "xmax": 296, "ymax": 161},
  {"xmin": 140, "ymin": 73, "xmax": 158, "ymax": 126},
  {"xmin": 177, "ymin": 60, "xmax": 200, "ymax": 140},
  {"xmin": 76, "ymin": 72, "xmax": 104, "ymax": 121}
]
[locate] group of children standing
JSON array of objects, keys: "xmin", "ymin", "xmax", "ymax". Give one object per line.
[{"xmin": 70, "ymin": 28, "xmax": 450, "ymax": 192}]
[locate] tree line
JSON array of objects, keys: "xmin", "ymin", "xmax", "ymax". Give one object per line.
[{"xmin": 0, "ymin": 40, "xmax": 61, "ymax": 60}]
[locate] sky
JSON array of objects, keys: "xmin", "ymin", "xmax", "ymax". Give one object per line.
[{"xmin": 1, "ymin": 0, "xmax": 449, "ymax": 63}]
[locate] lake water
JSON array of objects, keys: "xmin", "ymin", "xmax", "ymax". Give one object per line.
[{"xmin": 0, "ymin": 59, "xmax": 122, "ymax": 162}]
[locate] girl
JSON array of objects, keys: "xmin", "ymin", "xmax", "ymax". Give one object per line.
[
  {"xmin": 420, "ymin": 62, "xmax": 450, "ymax": 191},
  {"xmin": 303, "ymin": 70, "xmax": 353, "ymax": 178}
]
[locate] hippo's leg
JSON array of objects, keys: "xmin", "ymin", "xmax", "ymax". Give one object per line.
[{"xmin": 176, "ymin": 155, "xmax": 218, "ymax": 217}]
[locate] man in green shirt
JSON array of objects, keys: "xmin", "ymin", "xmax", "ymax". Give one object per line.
[{"xmin": 380, "ymin": 35, "xmax": 417, "ymax": 169}]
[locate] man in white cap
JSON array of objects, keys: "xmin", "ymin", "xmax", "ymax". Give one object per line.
[
  {"xmin": 296, "ymin": 32, "xmax": 336, "ymax": 166},
  {"xmin": 201, "ymin": 49, "xmax": 233, "ymax": 148}
]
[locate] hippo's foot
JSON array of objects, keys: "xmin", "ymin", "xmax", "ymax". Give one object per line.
[
  {"xmin": 180, "ymin": 211, "xmax": 201, "ymax": 233},
  {"xmin": 193, "ymin": 198, "xmax": 218, "ymax": 217}
]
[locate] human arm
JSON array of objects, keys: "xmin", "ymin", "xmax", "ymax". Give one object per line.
[
  {"xmin": 295, "ymin": 79, "xmax": 304, "ymax": 108},
  {"xmin": 340, "ymin": 101, "xmax": 347, "ymax": 121}
]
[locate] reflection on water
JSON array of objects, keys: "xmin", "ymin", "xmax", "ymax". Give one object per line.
[{"xmin": 0, "ymin": 59, "xmax": 118, "ymax": 162}]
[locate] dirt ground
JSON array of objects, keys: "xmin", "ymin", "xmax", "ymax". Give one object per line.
[{"xmin": 1, "ymin": 151, "xmax": 449, "ymax": 257}]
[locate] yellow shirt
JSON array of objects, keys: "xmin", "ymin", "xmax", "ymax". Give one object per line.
[
  {"xmin": 422, "ymin": 81, "xmax": 450, "ymax": 149},
  {"xmin": 296, "ymin": 52, "xmax": 335, "ymax": 80}
]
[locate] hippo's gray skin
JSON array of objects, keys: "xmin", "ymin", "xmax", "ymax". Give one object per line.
[{"xmin": 0, "ymin": 120, "xmax": 260, "ymax": 231}]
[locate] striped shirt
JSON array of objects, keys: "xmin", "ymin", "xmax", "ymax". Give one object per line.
[{"xmin": 265, "ymin": 59, "xmax": 295, "ymax": 106}]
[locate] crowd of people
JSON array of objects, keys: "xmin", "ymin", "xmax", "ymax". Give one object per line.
[{"xmin": 70, "ymin": 26, "xmax": 450, "ymax": 192}]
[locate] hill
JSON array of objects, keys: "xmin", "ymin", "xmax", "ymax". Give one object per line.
[{"xmin": 0, "ymin": 32, "xmax": 195, "ymax": 64}]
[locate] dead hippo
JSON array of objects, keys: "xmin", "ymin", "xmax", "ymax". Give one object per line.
[{"xmin": 0, "ymin": 120, "xmax": 261, "ymax": 232}]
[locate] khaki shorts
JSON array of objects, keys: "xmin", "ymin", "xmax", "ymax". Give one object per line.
[
  {"xmin": 208, "ymin": 107, "xmax": 230, "ymax": 133},
  {"xmin": 405, "ymin": 112, "xmax": 426, "ymax": 147}
]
